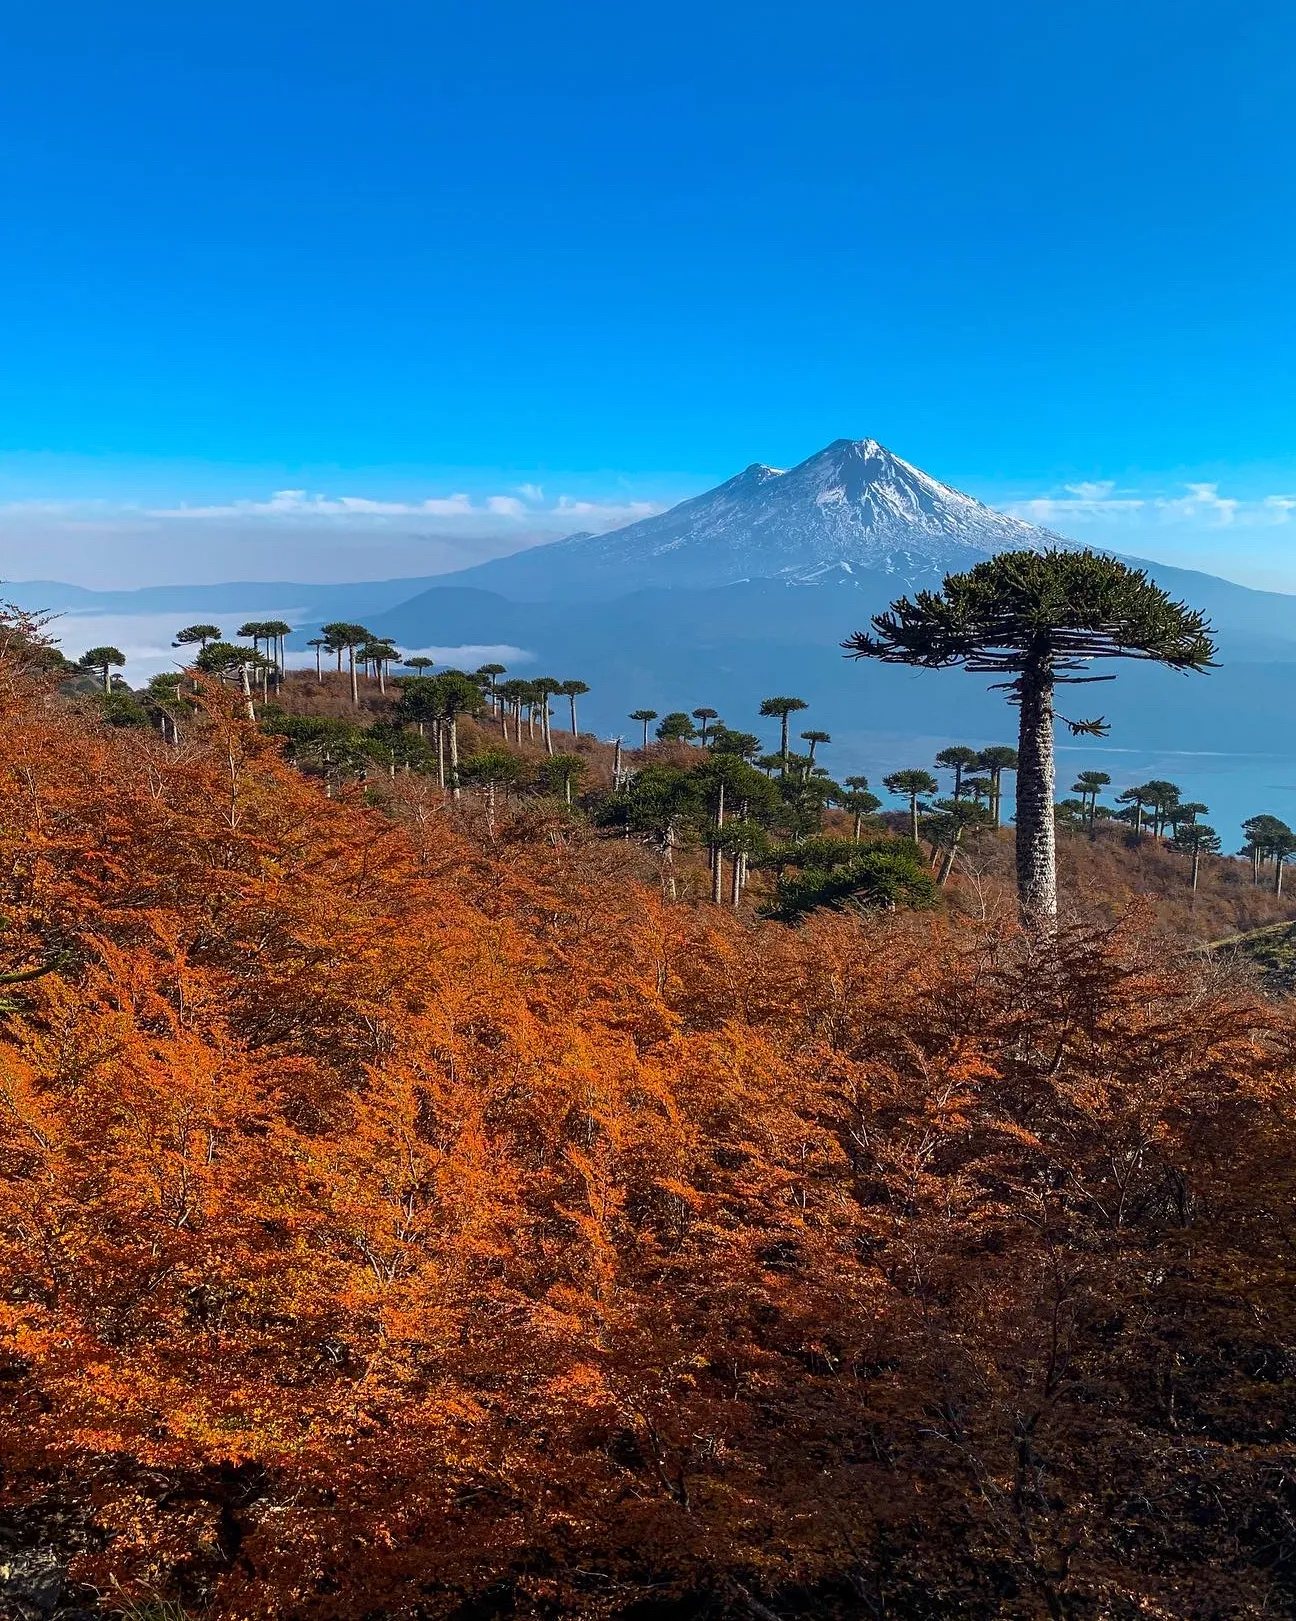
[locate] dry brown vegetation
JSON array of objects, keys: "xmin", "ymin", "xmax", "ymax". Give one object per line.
[{"xmin": 2, "ymin": 645, "xmax": 1296, "ymax": 1619}]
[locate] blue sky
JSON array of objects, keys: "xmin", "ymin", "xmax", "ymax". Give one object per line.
[{"xmin": 4, "ymin": 0, "xmax": 1296, "ymax": 587}]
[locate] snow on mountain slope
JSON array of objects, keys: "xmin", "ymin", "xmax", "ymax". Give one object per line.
[{"xmin": 437, "ymin": 438, "xmax": 1070, "ymax": 601}]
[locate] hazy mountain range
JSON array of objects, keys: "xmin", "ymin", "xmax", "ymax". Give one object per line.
[{"xmin": 13, "ymin": 439, "xmax": 1296, "ymax": 802}]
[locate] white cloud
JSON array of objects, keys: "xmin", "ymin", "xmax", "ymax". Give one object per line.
[
  {"xmin": 1009, "ymin": 480, "xmax": 1147, "ymax": 523},
  {"xmin": 1007, "ymin": 480, "xmax": 1296, "ymax": 529},
  {"xmin": 6, "ymin": 485, "xmax": 667, "ymax": 534}
]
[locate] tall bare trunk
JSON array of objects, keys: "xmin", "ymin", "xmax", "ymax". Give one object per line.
[
  {"xmin": 543, "ymin": 705, "xmax": 553, "ymax": 756},
  {"xmin": 348, "ymin": 648, "xmax": 358, "ymax": 707},
  {"xmin": 909, "ymin": 795, "xmax": 920, "ymax": 845},
  {"xmin": 568, "ymin": 695, "xmax": 579, "ymax": 736},
  {"xmin": 711, "ymin": 780, "xmax": 725, "ymax": 904},
  {"xmin": 1275, "ymin": 857, "xmax": 1285, "ymax": 897},
  {"xmin": 729, "ymin": 849, "xmax": 742, "ymax": 907},
  {"xmin": 613, "ymin": 737, "xmax": 622, "ymax": 783},
  {"xmin": 315, "ymin": 646, "xmax": 323, "ymax": 683},
  {"xmin": 1015, "ymin": 660, "xmax": 1057, "ymax": 924},
  {"xmin": 853, "ymin": 810, "xmax": 862, "ymax": 841},
  {"xmin": 239, "ymin": 663, "xmax": 256, "ymax": 722},
  {"xmin": 436, "ymin": 721, "xmax": 446, "ymax": 790},
  {"xmin": 499, "ymin": 702, "xmax": 508, "ymax": 739},
  {"xmin": 1192, "ymin": 844, "xmax": 1201, "ymax": 891},
  {"xmin": 449, "ymin": 716, "xmax": 461, "ymax": 800}
]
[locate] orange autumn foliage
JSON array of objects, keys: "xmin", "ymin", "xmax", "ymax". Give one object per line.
[{"xmin": 0, "ymin": 648, "xmax": 1294, "ymax": 1620}]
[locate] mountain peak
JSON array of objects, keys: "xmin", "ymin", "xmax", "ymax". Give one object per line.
[{"xmin": 438, "ymin": 439, "xmax": 1066, "ymax": 601}]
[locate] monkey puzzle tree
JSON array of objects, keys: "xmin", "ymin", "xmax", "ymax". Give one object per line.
[
  {"xmin": 436, "ymin": 670, "xmax": 486, "ymax": 799},
  {"xmin": 657, "ymin": 711, "xmax": 698, "ymax": 744},
  {"xmin": 457, "ymin": 747, "xmax": 522, "ymax": 833},
  {"xmin": 882, "ymin": 768, "xmax": 939, "ymax": 844},
  {"xmin": 1072, "ymin": 769, "xmax": 1111, "ymax": 833},
  {"xmin": 629, "ymin": 709, "xmax": 659, "ymax": 750},
  {"xmin": 557, "ymin": 679, "xmax": 589, "ymax": 736},
  {"xmin": 842, "ymin": 774, "xmax": 881, "ymax": 841},
  {"xmin": 759, "ymin": 695, "xmax": 809, "ymax": 774},
  {"xmin": 173, "ymin": 623, "xmax": 222, "ymax": 652},
  {"xmin": 974, "ymin": 744, "xmax": 1018, "ymax": 828},
  {"xmin": 801, "ymin": 729, "xmax": 831, "ymax": 766},
  {"xmin": 934, "ymin": 744, "xmax": 979, "ymax": 800},
  {"xmin": 846, "ymin": 550, "xmax": 1214, "ymax": 923},
  {"xmin": 307, "ymin": 637, "xmax": 330, "ymax": 682},
  {"xmin": 78, "ymin": 645, "xmax": 126, "ymax": 693},
  {"xmin": 691, "ymin": 706, "xmax": 718, "ymax": 745},
  {"xmin": 262, "ymin": 619, "xmax": 293, "ymax": 670},
  {"xmin": 542, "ymin": 751, "xmax": 588, "ymax": 807},
  {"xmin": 1171, "ymin": 817, "xmax": 1219, "ymax": 892},
  {"xmin": 319, "ymin": 622, "xmax": 373, "ymax": 707}
]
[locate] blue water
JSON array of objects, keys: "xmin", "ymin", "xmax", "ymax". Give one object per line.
[{"xmin": 834, "ymin": 730, "xmax": 1296, "ymax": 852}]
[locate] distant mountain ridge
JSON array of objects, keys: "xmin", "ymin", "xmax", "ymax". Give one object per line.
[{"xmin": 435, "ymin": 438, "xmax": 1071, "ymax": 601}]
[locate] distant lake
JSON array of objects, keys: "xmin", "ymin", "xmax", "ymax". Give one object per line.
[{"xmin": 838, "ymin": 730, "xmax": 1296, "ymax": 853}]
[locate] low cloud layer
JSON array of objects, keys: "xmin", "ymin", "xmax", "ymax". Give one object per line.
[
  {"xmin": 1006, "ymin": 480, "xmax": 1296, "ymax": 530},
  {"xmin": 1, "ymin": 484, "xmax": 664, "ymax": 589}
]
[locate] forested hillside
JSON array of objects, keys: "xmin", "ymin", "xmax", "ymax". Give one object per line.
[{"xmin": 2, "ymin": 610, "xmax": 1296, "ymax": 1620}]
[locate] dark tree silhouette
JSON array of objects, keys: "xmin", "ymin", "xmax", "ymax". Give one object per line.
[
  {"xmin": 800, "ymin": 729, "xmax": 831, "ymax": 766},
  {"xmin": 846, "ymin": 551, "xmax": 1214, "ymax": 922}
]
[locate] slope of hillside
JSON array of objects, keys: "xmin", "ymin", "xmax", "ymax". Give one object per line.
[{"xmin": 6, "ymin": 641, "xmax": 1296, "ymax": 1620}]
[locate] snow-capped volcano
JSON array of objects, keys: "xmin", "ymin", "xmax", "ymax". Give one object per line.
[{"xmin": 439, "ymin": 439, "xmax": 1068, "ymax": 601}]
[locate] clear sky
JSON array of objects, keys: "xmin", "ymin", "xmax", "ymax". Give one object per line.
[{"xmin": 4, "ymin": 1, "xmax": 1296, "ymax": 587}]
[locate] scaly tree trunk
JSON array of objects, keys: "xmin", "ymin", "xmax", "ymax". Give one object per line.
[
  {"xmin": 449, "ymin": 716, "xmax": 461, "ymax": 800},
  {"xmin": 938, "ymin": 831, "xmax": 962, "ymax": 887},
  {"xmin": 1275, "ymin": 857, "xmax": 1285, "ymax": 897},
  {"xmin": 1015, "ymin": 659, "xmax": 1057, "ymax": 923},
  {"xmin": 1192, "ymin": 844, "xmax": 1201, "ymax": 891},
  {"xmin": 348, "ymin": 647, "xmax": 359, "ymax": 707},
  {"xmin": 568, "ymin": 695, "xmax": 579, "ymax": 736},
  {"xmin": 239, "ymin": 663, "xmax": 256, "ymax": 722},
  {"xmin": 908, "ymin": 794, "xmax": 920, "ymax": 846}
]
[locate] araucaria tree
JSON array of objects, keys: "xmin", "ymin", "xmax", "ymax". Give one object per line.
[
  {"xmin": 78, "ymin": 645, "xmax": 126, "ymax": 693},
  {"xmin": 882, "ymin": 768, "xmax": 938, "ymax": 844},
  {"xmin": 320, "ymin": 622, "xmax": 373, "ymax": 707},
  {"xmin": 846, "ymin": 550, "xmax": 1215, "ymax": 922},
  {"xmin": 759, "ymin": 695, "xmax": 809, "ymax": 773}
]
